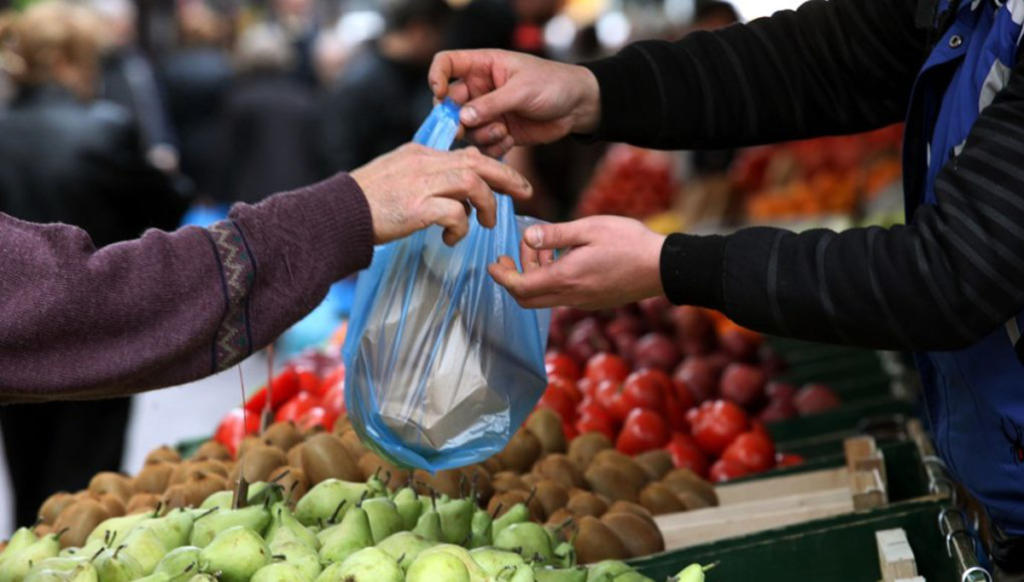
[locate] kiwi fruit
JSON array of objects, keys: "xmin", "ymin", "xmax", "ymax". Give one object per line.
[
  {"xmin": 269, "ymin": 466, "xmax": 309, "ymax": 505},
  {"xmin": 357, "ymin": 453, "xmax": 410, "ymax": 489},
  {"xmin": 144, "ymin": 445, "xmax": 181, "ymax": 466},
  {"xmin": 458, "ymin": 465, "xmax": 494, "ymax": 504},
  {"xmin": 590, "ymin": 450, "xmax": 649, "ymax": 491},
  {"xmin": 88, "ymin": 472, "xmax": 134, "ymax": 502},
  {"xmin": 262, "ymin": 421, "xmax": 303, "ymax": 452},
  {"xmin": 600, "ymin": 511, "xmax": 665, "ymax": 558},
  {"xmin": 34, "ymin": 524, "xmax": 53, "ymax": 537},
  {"xmin": 97, "ymin": 493, "xmax": 125, "ymax": 517},
  {"xmin": 496, "ymin": 428, "xmax": 542, "ymax": 473},
  {"xmin": 134, "ymin": 463, "xmax": 174, "ymax": 494},
  {"xmin": 639, "ymin": 482, "xmax": 688, "ymax": 515},
  {"xmin": 412, "ymin": 469, "xmax": 463, "ymax": 498},
  {"xmin": 301, "ymin": 433, "xmax": 361, "ymax": 484},
  {"xmin": 286, "ymin": 443, "xmax": 305, "ymax": 467},
  {"xmin": 482, "ymin": 457, "xmax": 504, "ymax": 474},
  {"xmin": 38, "ymin": 492, "xmax": 74, "ymax": 525},
  {"xmin": 486, "ymin": 490, "xmax": 530, "ymax": 518},
  {"xmin": 193, "ymin": 440, "xmax": 233, "ymax": 462},
  {"xmin": 125, "ymin": 493, "xmax": 161, "ymax": 514},
  {"xmin": 634, "ymin": 450, "xmax": 675, "ymax": 481},
  {"xmin": 545, "ymin": 507, "xmax": 575, "ymax": 529},
  {"xmin": 54, "ymin": 499, "xmax": 110, "ymax": 548},
  {"xmin": 331, "ymin": 415, "xmax": 352, "ymax": 436},
  {"xmin": 574, "ymin": 515, "xmax": 630, "ymax": 564},
  {"xmin": 568, "ymin": 432, "xmax": 612, "ymax": 470},
  {"xmin": 491, "ymin": 472, "xmax": 528, "ymax": 494},
  {"xmin": 229, "ymin": 444, "xmax": 287, "ymax": 483},
  {"xmin": 161, "ymin": 484, "xmax": 192, "ymax": 510},
  {"xmin": 532, "ymin": 480, "xmax": 569, "ymax": 522},
  {"xmin": 566, "ymin": 491, "xmax": 609, "ymax": 518},
  {"xmin": 532, "ymin": 454, "xmax": 584, "ymax": 489},
  {"xmin": 194, "ymin": 460, "xmax": 230, "ymax": 479},
  {"xmin": 163, "ymin": 472, "xmax": 228, "ymax": 509},
  {"xmin": 677, "ymin": 491, "xmax": 713, "ymax": 510},
  {"xmin": 584, "ymin": 464, "xmax": 640, "ymax": 503},
  {"xmin": 525, "ymin": 408, "xmax": 567, "ymax": 454},
  {"xmin": 606, "ymin": 501, "xmax": 658, "ymax": 529},
  {"xmin": 339, "ymin": 430, "xmax": 370, "ymax": 460},
  {"xmin": 237, "ymin": 435, "xmax": 263, "ymax": 459},
  {"xmin": 661, "ymin": 468, "xmax": 718, "ymax": 506}
]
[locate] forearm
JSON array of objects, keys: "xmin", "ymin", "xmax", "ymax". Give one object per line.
[
  {"xmin": 0, "ymin": 173, "xmax": 373, "ymax": 401},
  {"xmin": 583, "ymin": 0, "xmax": 926, "ymax": 149}
]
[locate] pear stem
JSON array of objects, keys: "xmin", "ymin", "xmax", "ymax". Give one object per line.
[
  {"xmin": 195, "ymin": 507, "xmax": 218, "ymax": 521},
  {"xmin": 328, "ymin": 500, "xmax": 347, "ymax": 524},
  {"xmin": 490, "ymin": 503, "xmax": 503, "ymax": 520}
]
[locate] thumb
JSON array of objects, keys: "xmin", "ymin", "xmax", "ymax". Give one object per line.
[
  {"xmin": 524, "ymin": 220, "xmax": 589, "ymax": 250},
  {"xmin": 461, "ymin": 85, "xmax": 524, "ymax": 127}
]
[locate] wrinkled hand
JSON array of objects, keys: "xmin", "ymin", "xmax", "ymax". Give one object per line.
[
  {"xmin": 489, "ymin": 216, "xmax": 666, "ymax": 309},
  {"xmin": 352, "ymin": 143, "xmax": 532, "ymax": 246},
  {"xmin": 428, "ymin": 49, "xmax": 601, "ymax": 157}
]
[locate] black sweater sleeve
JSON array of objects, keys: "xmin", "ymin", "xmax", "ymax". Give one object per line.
[{"xmin": 583, "ymin": 0, "xmax": 928, "ymax": 148}]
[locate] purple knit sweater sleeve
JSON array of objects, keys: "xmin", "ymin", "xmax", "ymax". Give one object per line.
[{"xmin": 0, "ymin": 172, "xmax": 373, "ymax": 402}]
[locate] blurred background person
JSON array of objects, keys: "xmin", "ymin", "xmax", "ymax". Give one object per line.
[
  {"xmin": 221, "ymin": 24, "xmax": 323, "ymax": 203},
  {"xmin": 319, "ymin": 0, "xmax": 451, "ymax": 171},
  {"xmin": 269, "ymin": 0, "xmax": 319, "ymax": 86},
  {"xmin": 0, "ymin": 0, "xmax": 185, "ymax": 529}
]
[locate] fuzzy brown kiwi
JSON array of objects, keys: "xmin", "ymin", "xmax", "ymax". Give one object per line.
[
  {"xmin": 567, "ymin": 432, "xmax": 612, "ymax": 471},
  {"xmin": 412, "ymin": 469, "xmax": 463, "ymax": 498},
  {"xmin": 491, "ymin": 472, "xmax": 528, "ymax": 494},
  {"xmin": 144, "ymin": 445, "xmax": 181, "ymax": 466},
  {"xmin": 677, "ymin": 490, "xmax": 713, "ymax": 511},
  {"xmin": 193, "ymin": 440, "xmax": 233, "ymax": 462},
  {"xmin": 524, "ymin": 408, "xmax": 567, "ymax": 454},
  {"xmin": 125, "ymin": 493, "xmax": 161, "ymax": 514},
  {"xmin": 574, "ymin": 515, "xmax": 630, "ymax": 564},
  {"xmin": 458, "ymin": 465, "xmax": 494, "ymax": 504},
  {"xmin": 633, "ymin": 450, "xmax": 675, "ymax": 481},
  {"xmin": 237, "ymin": 436, "xmax": 263, "ymax": 459},
  {"xmin": 496, "ymin": 429, "xmax": 542, "ymax": 473},
  {"xmin": 269, "ymin": 466, "xmax": 310, "ymax": 505},
  {"xmin": 339, "ymin": 430, "xmax": 370, "ymax": 460},
  {"xmin": 566, "ymin": 491, "xmax": 609, "ymax": 518},
  {"xmin": 134, "ymin": 463, "xmax": 174, "ymax": 494},
  {"xmin": 590, "ymin": 450, "xmax": 649, "ymax": 491},
  {"xmin": 54, "ymin": 499, "xmax": 110, "ymax": 548},
  {"xmin": 660, "ymin": 468, "xmax": 718, "ymax": 506},
  {"xmin": 531, "ymin": 454, "xmax": 584, "ymax": 489},
  {"xmin": 606, "ymin": 501, "xmax": 657, "ymax": 529},
  {"xmin": 486, "ymin": 490, "xmax": 529, "ymax": 518},
  {"xmin": 583, "ymin": 464, "xmax": 640, "ymax": 503},
  {"xmin": 286, "ymin": 443, "xmax": 305, "ymax": 467},
  {"xmin": 193, "ymin": 460, "xmax": 230, "ymax": 479},
  {"xmin": 638, "ymin": 482, "xmax": 688, "ymax": 515},
  {"xmin": 229, "ymin": 444, "xmax": 287, "ymax": 484},
  {"xmin": 168, "ymin": 462, "xmax": 200, "ymax": 486},
  {"xmin": 300, "ymin": 433, "xmax": 361, "ymax": 484},
  {"xmin": 38, "ymin": 492, "xmax": 75, "ymax": 525},
  {"xmin": 88, "ymin": 472, "xmax": 134, "ymax": 502},
  {"xmin": 532, "ymin": 480, "xmax": 569, "ymax": 522},
  {"xmin": 161, "ymin": 484, "xmax": 192, "ymax": 510},
  {"xmin": 262, "ymin": 421, "xmax": 304, "ymax": 452},
  {"xmin": 175, "ymin": 472, "xmax": 228, "ymax": 508},
  {"xmin": 97, "ymin": 494, "xmax": 125, "ymax": 517},
  {"xmin": 482, "ymin": 457, "xmax": 504, "ymax": 474},
  {"xmin": 599, "ymin": 511, "xmax": 665, "ymax": 558},
  {"xmin": 545, "ymin": 507, "xmax": 575, "ymax": 528},
  {"xmin": 357, "ymin": 453, "xmax": 410, "ymax": 490},
  {"xmin": 33, "ymin": 524, "xmax": 53, "ymax": 537},
  {"xmin": 331, "ymin": 415, "xmax": 352, "ymax": 436}
]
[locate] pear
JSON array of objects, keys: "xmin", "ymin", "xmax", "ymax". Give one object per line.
[
  {"xmin": 187, "ymin": 575, "xmax": 217, "ymax": 582},
  {"xmin": 405, "ymin": 550, "xmax": 470, "ymax": 582},
  {"xmin": 119, "ymin": 527, "xmax": 170, "ymax": 574},
  {"xmin": 494, "ymin": 523, "xmax": 554, "ymax": 565},
  {"xmin": 198, "ymin": 491, "xmax": 232, "ymax": 511},
  {"xmin": 469, "ymin": 508, "xmax": 493, "ymax": 548},
  {"xmin": 132, "ymin": 574, "xmax": 172, "ymax": 582},
  {"xmin": 469, "ymin": 547, "xmax": 527, "ymax": 577},
  {"xmin": 316, "ymin": 547, "xmax": 401, "ymax": 582},
  {"xmin": 411, "ymin": 502, "xmax": 442, "ymax": 542},
  {"xmin": 360, "ymin": 498, "xmax": 402, "ymax": 544},
  {"xmin": 508, "ymin": 565, "xmax": 538, "ymax": 582},
  {"xmin": 64, "ymin": 564, "xmax": 99, "ymax": 582},
  {"xmin": 438, "ymin": 498, "xmax": 474, "ymax": 545},
  {"xmin": 672, "ymin": 564, "xmax": 712, "ymax": 582},
  {"xmin": 552, "ymin": 541, "xmax": 576, "ymax": 569},
  {"xmin": 376, "ymin": 532, "xmax": 434, "ymax": 571},
  {"xmin": 268, "ymin": 541, "xmax": 321, "ymax": 580},
  {"xmin": 585, "ymin": 560, "xmax": 631, "ymax": 581},
  {"xmin": 316, "ymin": 505, "xmax": 372, "ymax": 564},
  {"xmin": 154, "ymin": 546, "xmax": 204, "ymax": 579},
  {"xmin": 85, "ymin": 512, "xmax": 151, "ymax": 548},
  {"xmin": 25, "ymin": 562, "xmax": 99, "ymax": 582},
  {"xmin": 246, "ymin": 482, "xmax": 285, "ymax": 507},
  {"xmin": 1, "ymin": 527, "xmax": 38, "ymax": 561},
  {"xmin": 250, "ymin": 563, "xmax": 310, "ymax": 582},
  {"xmin": 140, "ymin": 508, "xmax": 195, "ymax": 550},
  {"xmin": 493, "ymin": 502, "xmax": 530, "ymax": 539},
  {"xmin": 189, "ymin": 505, "xmax": 270, "ymax": 547},
  {"xmin": 0, "ymin": 532, "xmax": 61, "ymax": 582},
  {"xmin": 26, "ymin": 556, "xmax": 88, "ymax": 573},
  {"xmin": 391, "ymin": 488, "xmax": 421, "ymax": 530},
  {"xmin": 294, "ymin": 480, "xmax": 368, "ymax": 527},
  {"xmin": 266, "ymin": 503, "xmax": 319, "ymax": 551},
  {"xmin": 91, "ymin": 547, "xmax": 145, "ymax": 582},
  {"xmin": 417, "ymin": 545, "xmax": 488, "ymax": 580},
  {"xmin": 535, "ymin": 567, "xmax": 587, "ymax": 582},
  {"xmin": 59, "ymin": 541, "xmax": 103, "ymax": 561},
  {"xmin": 610, "ymin": 573, "xmax": 654, "ymax": 582},
  {"xmin": 198, "ymin": 526, "xmax": 270, "ymax": 582}
]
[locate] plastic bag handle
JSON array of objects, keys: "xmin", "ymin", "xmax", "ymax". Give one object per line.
[{"xmin": 413, "ymin": 99, "xmax": 461, "ymax": 152}]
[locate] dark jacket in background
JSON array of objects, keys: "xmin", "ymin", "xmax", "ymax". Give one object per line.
[
  {"xmin": 320, "ymin": 45, "xmax": 434, "ymax": 171},
  {"xmin": 161, "ymin": 47, "xmax": 233, "ymax": 200},
  {"xmin": 221, "ymin": 71, "xmax": 323, "ymax": 203},
  {"xmin": 101, "ymin": 47, "xmax": 178, "ymax": 154}
]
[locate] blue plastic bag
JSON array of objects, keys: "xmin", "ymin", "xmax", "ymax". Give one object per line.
[{"xmin": 343, "ymin": 100, "xmax": 551, "ymax": 471}]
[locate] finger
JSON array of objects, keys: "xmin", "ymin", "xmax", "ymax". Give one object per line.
[
  {"xmin": 490, "ymin": 260, "xmax": 565, "ymax": 300},
  {"xmin": 496, "ymin": 255, "xmax": 518, "ymax": 271},
  {"xmin": 459, "ymin": 148, "xmax": 532, "ymax": 201},
  {"xmin": 428, "ymin": 50, "xmax": 496, "ymax": 99},
  {"xmin": 482, "ymin": 136, "xmax": 514, "ymax": 159},
  {"xmin": 467, "ymin": 122, "xmax": 508, "ymax": 147},
  {"xmin": 448, "ymin": 80, "xmax": 471, "ymax": 105},
  {"xmin": 520, "ymin": 238, "xmax": 543, "ymax": 273},
  {"xmin": 538, "ymin": 248, "xmax": 556, "ymax": 265},
  {"xmin": 428, "ymin": 197, "xmax": 471, "ymax": 246},
  {"xmin": 461, "ymin": 84, "xmax": 526, "ymax": 128},
  {"xmin": 523, "ymin": 219, "xmax": 590, "ymax": 250}
]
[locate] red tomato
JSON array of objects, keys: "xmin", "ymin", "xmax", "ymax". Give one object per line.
[
  {"xmin": 616, "ymin": 409, "xmax": 670, "ymax": 455},
  {"xmin": 692, "ymin": 400, "xmax": 750, "ymax": 456},
  {"xmin": 297, "ymin": 406, "xmax": 336, "ymax": 432},
  {"xmin": 244, "ymin": 367, "xmax": 301, "ymax": 413},
  {"xmin": 213, "ymin": 408, "xmax": 246, "ymax": 457},
  {"xmin": 709, "ymin": 458, "xmax": 751, "ymax": 483},
  {"xmin": 577, "ymin": 378, "xmax": 598, "ymax": 399},
  {"xmin": 321, "ymin": 383, "xmax": 346, "ymax": 420},
  {"xmin": 622, "ymin": 369, "xmax": 671, "ymax": 411},
  {"xmin": 584, "ymin": 353, "xmax": 631, "ymax": 383},
  {"xmin": 665, "ymin": 432, "xmax": 709, "ymax": 478},
  {"xmin": 538, "ymin": 383, "xmax": 577, "ymax": 423},
  {"xmin": 595, "ymin": 380, "xmax": 632, "ymax": 422},
  {"xmin": 721, "ymin": 431, "xmax": 776, "ymax": 473},
  {"xmin": 546, "ymin": 351, "xmax": 582, "ymax": 382},
  {"xmin": 562, "ymin": 421, "xmax": 579, "ymax": 442},
  {"xmin": 297, "ymin": 369, "xmax": 321, "ymax": 395},
  {"xmin": 775, "ymin": 452, "xmax": 805, "ymax": 468},
  {"xmin": 575, "ymin": 404, "xmax": 617, "ymax": 441},
  {"xmin": 664, "ymin": 392, "xmax": 690, "ymax": 433},
  {"xmin": 549, "ymin": 376, "xmax": 582, "ymax": 404},
  {"xmin": 275, "ymin": 391, "xmax": 317, "ymax": 422}
]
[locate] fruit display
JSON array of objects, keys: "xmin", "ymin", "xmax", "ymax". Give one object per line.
[{"xmin": 576, "ymin": 145, "xmax": 678, "ymax": 219}]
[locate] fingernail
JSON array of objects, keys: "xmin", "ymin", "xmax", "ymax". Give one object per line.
[
  {"xmin": 462, "ymin": 107, "xmax": 479, "ymax": 124},
  {"xmin": 526, "ymin": 227, "xmax": 542, "ymax": 248},
  {"xmin": 430, "ymin": 81, "xmax": 439, "ymax": 93}
]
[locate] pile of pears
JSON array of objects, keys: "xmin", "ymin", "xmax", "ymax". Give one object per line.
[{"xmin": 0, "ymin": 471, "xmax": 709, "ymax": 582}]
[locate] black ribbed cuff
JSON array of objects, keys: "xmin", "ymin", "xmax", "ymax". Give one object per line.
[
  {"xmin": 581, "ymin": 46, "xmax": 660, "ymax": 142},
  {"xmin": 660, "ymin": 233, "xmax": 726, "ymax": 309}
]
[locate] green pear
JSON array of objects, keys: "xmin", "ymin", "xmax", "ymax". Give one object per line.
[
  {"xmin": 139, "ymin": 509, "xmax": 195, "ymax": 554},
  {"xmin": 493, "ymin": 503, "xmax": 530, "ymax": 539},
  {"xmin": 0, "ymin": 532, "xmax": 61, "ymax": 582},
  {"xmin": 405, "ymin": 551, "xmax": 470, "ymax": 582},
  {"xmin": 508, "ymin": 565, "xmax": 538, "ymax": 582},
  {"xmin": 316, "ymin": 505, "xmax": 372, "ymax": 565},
  {"xmin": 392, "ymin": 488, "xmax": 421, "ymax": 530},
  {"xmin": 26, "ymin": 556, "xmax": 88, "ymax": 573},
  {"xmin": 469, "ymin": 547, "xmax": 527, "ymax": 577},
  {"xmin": 316, "ymin": 547, "xmax": 401, "ymax": 582},
  {"xmin": 64, "ymin": 564, "xmax": 98, "ymax": 582},
  {"xmin": 418, "ymin": 545, "xmax": 487, "ymax": 580},
  {"xmin": 1, "ymin": 527, "xmax": 38, "ymax": 561},
  {"xmin": 154, "ymin": 546, "xmax": 203, "ymax": 579},
  {"xmin": 24, "ymin": 559, "xmax": 98, "ymax": 582},
  {"xmin": 198, "ymin": 526, "xmax": 270, "ymax": 582},
  {"xmin": 91, "ymin": 547, "xmax": 145, "ymax": 582},
  {"xmin": 610, "ymin": 573, "xmax": 653, "ymax": 582},
  {"xmin": 376, "ymin": 532, "xmax": 434, "ymax": 571},
  {"xmin": 85, "ymin": 513, "xmax": 150, "ymax": 548},
  {"xmin": 60, "ymin": 541, "xmax": 103, "ymax": 560},
  {"xmin": 268, "ymin": 541, "xmax": 321, "ymax": 580},
  {"xmin": 23, "ymin": 568, "xmax": 72, "ymax": 582},
  {"xmin": 360, "ymin": 498, "xmax": 402, "ymax": 544},
  {"xmin": 585, "ymin": 561, "xmax": 631, "ymax": 582},
  {"xmin": 438, "ymin": 498, "xmax": 474, "ymax": 545},
  {"xmin": 469, "ymin": 508, "xmax": 492, "ymax": 548},
  {"xmin": 246, "ymin": 482, "xmax": 284, "ymax": 506},
  {"xmin": 119, "ymin": 527, "xmax": 168, "ymax": 574},
  {"xmin": 187, "ymin": 575, "xmax": 217, "ymax": 582},
  {"xmin": 411, "ymin": 507, "xmax": 442, "ymax": 542},
  {"xmin": 250, "ymin": 562, "xmax": 310, "ymax": 582},
  {"xmin": 673, "ymin": 564, "xmax": 712, "ymax": 582},
  {"xmin": 552, "ymin": 542, "xmax": 576, "ymax": 569},
  {"xmin": 294, "ymin": 480, "xmax": 368, "ymax": 527},
  {"xmin": 189, "ymin": 505, "xmax": 270, "ymax": 548},
  {"xmin": 494, "ymin": 523, "xmax": 553, "ymax": 564},
  {"xmin": 535, "ymin": 567, "xmax": 587, "ymax": 582},
  {"xmin": 131, "ymin": 573, "xmax": 172, "ymax": 582},
  {"xmin": 198, "ymin": 491, "xmax": 233, "ymax": 511},
  {"xmin": 266, "ymin": 503, "xmax": 319, "ymax": 551}
]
